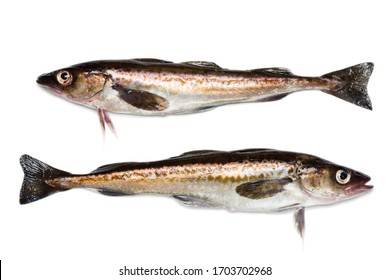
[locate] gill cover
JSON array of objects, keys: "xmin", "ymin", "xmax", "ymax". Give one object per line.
[{"xmin": 63, "ymin": 71, "xmax": 106, "ymax": 100}]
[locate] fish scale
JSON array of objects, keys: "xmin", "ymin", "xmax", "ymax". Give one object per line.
[
  {"xmin": 19, "ymin": 149, "xmax": 372, "ymax": 238},
  {"xmin": 36, "ymin": 59, "xmax": 373, "ymax": 134},
  {"xmin": 52, "ymin": 161, "xmax": 295, "ymax": 189}
]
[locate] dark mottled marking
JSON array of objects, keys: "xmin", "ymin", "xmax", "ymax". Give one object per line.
[
  {"xmin": 235, "ymin": 178, "xmax": 292, "ymax": 199},
  {"xmin": 87, "ymin": 149, "xmax": 333, "ymax": 175}
]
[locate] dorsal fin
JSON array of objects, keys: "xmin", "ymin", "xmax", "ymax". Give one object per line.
[
  {"xmin": 132, "ymin": 58, "xmax": 173, "ymax": 64},
  {"xmin": 170, "ymin": 150, "xmax": 224, "ymax": 159},
  {"xmin": 252, "ymin": 67, "xmax": 293, "ymax": 76},
  {"xmin": 90, "ymin": 162, "xmax": 138, "ymax": 174},
  {"xmin": 232, "ymin": 148, "xmax": 277, "ymax": 154},
  {"xmin": 181, "ymin": 61, "xmax": 222, "ymax": 69}
]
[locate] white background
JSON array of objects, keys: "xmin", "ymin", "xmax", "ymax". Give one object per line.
[{"xmin": 1, "ymin": 0, "xmax": 388, "ymax": 279}]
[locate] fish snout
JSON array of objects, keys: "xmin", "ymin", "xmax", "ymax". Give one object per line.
[
  {"xmin": 37, "ymin": 73, "xmax": 54, "ymax": 86},
  {"xmin": 355, "ymin": 171, "xmax": 372, "ymax": 188},
  {"xmin": 344, "ymin": 171, "xmax": 373, "ymax": 196}
]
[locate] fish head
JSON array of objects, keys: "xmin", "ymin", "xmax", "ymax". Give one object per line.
[
  {"xmin": 37, "ymin": 67, "xmax": 106, "ymax": 102},
  {"xmin": 300, "ymin": 161, "xmax": 372, "ymax": 203}
]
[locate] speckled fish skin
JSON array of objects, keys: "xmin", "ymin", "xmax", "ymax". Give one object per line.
[
  {"xmin": 36, "ymin": 59, "xmax": 374, "ymax": 131},
  {"xmin": 19, "ymin": 150, "xmax": 373, "ymax": 237},
  {"xmin": 19, "ymin": 149, "xmax": 372, "ymax": 208}
]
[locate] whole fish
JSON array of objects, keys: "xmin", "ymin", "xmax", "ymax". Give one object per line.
[
  {"xmin": 20, "ymin": 149, "xmax": 372, "ymax": 237},
  {"xmin": 37, "ymin": 59, "xmax": 374, "ymax": 133}
]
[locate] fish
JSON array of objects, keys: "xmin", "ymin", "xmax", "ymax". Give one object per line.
[
  {"xmin": 19, "ymin": 149, "xmax": 373, "ymax": 238},
  {"xmin": 37, "ymin": 59, "xmax": 374, "ymax": 134}
]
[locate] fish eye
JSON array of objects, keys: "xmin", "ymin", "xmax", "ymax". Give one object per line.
[
  {"xmin": 336, "ymin": 170, "xmax": 351, "ymax": 184},
  {"xmin": 56, "ymin": 70, "xmax": 72, "ymax": 86}
]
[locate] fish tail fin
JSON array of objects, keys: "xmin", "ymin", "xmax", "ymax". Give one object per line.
[
  {"xmin": 19, "ymin": 155, "xmax": 71, "ymax": 204},
  {"xmin": 321, "ymin": 62, "xmax": 374, "ymax": 110}
]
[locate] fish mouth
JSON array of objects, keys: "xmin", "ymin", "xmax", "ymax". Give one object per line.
[
  {"xmin": 354, "ymin": 183, "xmax": 373, "ymax": 193},
  {"xmin": 344, "ymin": 174, "xmax": 373, "ymax": 196}
]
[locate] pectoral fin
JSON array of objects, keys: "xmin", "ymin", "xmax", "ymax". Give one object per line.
[
  {"xmin": 113, "ymin": 84, "xmax": 169, "ymax": 111},
  {"xmin": 294, "ymin": 207, "xmax": 305, "ymax": 239},
  {"xmin": 235, "ymin": 178, "xmax": 292, "ymax": 199}
]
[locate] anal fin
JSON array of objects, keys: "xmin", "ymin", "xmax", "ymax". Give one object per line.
[
  {"xmin": 259, "ymin": 93, "xmax": 289, "ymax": 102},
  {"xmin": 173, "ymin": 195, "xmax": 218, "ymax": 208},
  {"xmin": 98, "ymin": 190, "xmax": 131, "ymax": 196}
]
